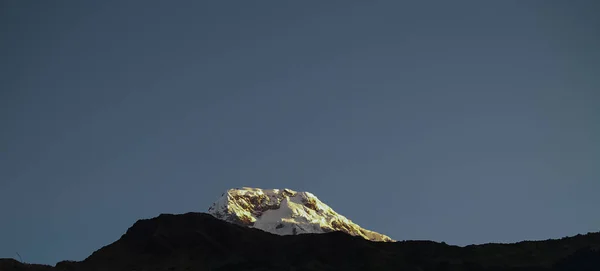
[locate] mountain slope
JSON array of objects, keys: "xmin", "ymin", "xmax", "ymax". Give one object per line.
[
  {"xmin": 207, "ymin": 187, "xmax": 393, "ymax": 242},
  {"xmin": 2, "ymin": 212, "xmax": 599, "ymax": 271}
]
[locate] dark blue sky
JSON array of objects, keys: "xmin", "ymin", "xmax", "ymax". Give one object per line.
[{"xmin": 1, "ymin": 0, "xmax": 599, "ymax": 265}]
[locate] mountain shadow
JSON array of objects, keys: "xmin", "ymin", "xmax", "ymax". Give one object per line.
[{"xmin": 1, "ymin": 212, "xmax": 599, "ymax": 271}]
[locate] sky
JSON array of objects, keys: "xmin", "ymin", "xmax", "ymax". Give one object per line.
[{"xmin": 1, "ymin": 0, "xmax": 599, "ymax": 265}]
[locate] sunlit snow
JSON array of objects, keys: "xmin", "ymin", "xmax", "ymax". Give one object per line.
[{"xmin": 208, "ymin": 187, "xmax": 394, "ymax": 242}]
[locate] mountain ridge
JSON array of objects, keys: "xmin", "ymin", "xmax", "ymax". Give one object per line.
[{"xmin": 1, "ymin": 212, "xmax": 599, "ymax": 271}]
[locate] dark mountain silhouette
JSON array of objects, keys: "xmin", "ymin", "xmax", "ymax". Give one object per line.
[{"xmin": 1, "ymin": 212, "xmax": 599, "ymax": 271}]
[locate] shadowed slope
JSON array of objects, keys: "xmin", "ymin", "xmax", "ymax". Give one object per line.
[{"xmin": 1, "ymin": 213, "xmax": 599, "ymax": 271}]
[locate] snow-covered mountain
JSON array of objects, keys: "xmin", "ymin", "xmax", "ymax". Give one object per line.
[{"xmin": 207, "ymin": 187, "xmax": 394, "ymax": 242}]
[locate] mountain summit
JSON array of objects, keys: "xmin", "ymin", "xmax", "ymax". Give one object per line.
[{"xmin": 207, "ymin": 187, "xmax": 394, "ymax": 242}]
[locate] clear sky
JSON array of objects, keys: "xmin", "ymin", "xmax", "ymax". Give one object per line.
[{"xmin": 1, "ymin": 0, "xmax": 599, "ymax": 265}]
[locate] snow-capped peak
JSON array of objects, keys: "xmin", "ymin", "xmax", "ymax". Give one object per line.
[{"xmin": 207, "ymin": 187, "xmax": 394, "ymax": 242}]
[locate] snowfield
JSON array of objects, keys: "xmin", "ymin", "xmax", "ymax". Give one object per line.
[{"xmin": 208, "ymin": 187, "xmax": 394, "ymax": 242}]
